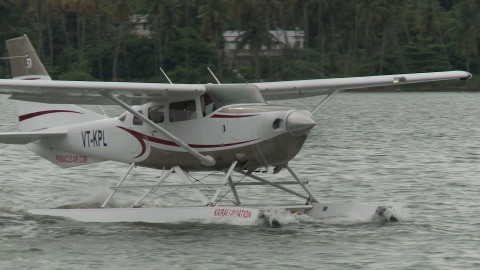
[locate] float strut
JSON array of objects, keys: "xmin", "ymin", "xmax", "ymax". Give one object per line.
[
  {"xmin": 209, "ymin": 161, "xmax": 237, "ymax": 205},
  {"xmin": 286, "ymin": 165, "xmax": 318, "ymax": 203},
  {"xmin": 102, "ymin": 163, "xmax": 135, "ymax": 208},
  {"xmin": 132, "ymin": 167, "xmax": 175, "ymax": 207}
]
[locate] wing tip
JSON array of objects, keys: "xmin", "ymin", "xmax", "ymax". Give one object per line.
[{"xmin": 460, "ymin": 72, "xmax": 473, "ymax": 80}]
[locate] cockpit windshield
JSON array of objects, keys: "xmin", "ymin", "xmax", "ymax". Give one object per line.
[{"xmin": 205, "ymin": 84, "xmax": 265, "ymax": 109}]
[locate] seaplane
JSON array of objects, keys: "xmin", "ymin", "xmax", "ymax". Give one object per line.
[{"xmin": 0, "ymin": 35, "xmax": 472, "ymax": 226}]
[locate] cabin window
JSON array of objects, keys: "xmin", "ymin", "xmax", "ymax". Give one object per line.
[
  {"xmin": 148, "ymin": 105, "xmax": 164, "ymax": 123},
  {"xmin": 205, "ymin": 84, "xmax": 265, "ymax": 109},
  {"xmin": 169, "ymin": 100, "xmax": 197, "ymax": 122},
  {"xmin": 133, "ymin": 110, "xmax": 143, "ymax": 125},
  {"xmin": 201, "ymin": 94, "xmax": 216, "ymax": 116}
]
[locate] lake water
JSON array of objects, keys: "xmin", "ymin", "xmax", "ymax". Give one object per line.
[{"xmin": 1, "ymin": 92, "xmax": 479, "ymax": 269}]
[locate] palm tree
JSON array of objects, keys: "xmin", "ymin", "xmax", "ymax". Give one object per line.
[
  {"xmin": 304, "ymin": 0, "xmax": 332, "ymax": 74},
  {"xmin": 182, "ymin": 0, "xmax": 194, "ymax": 69},
  {"xmin": 386, "ymin": 0, "xmax": 414, "ymax": 72},
  {"xmin": 0, "ymin": 0, "xmax": 21, "ymax": 75},
  {"xmin": 63, "ymin": 0, "xmax": 96, "ymax": 63},
  {"xmin": 414, "ymin": 0, "xmax": 451, "ymax": 68},
  {"xmin": 357, "ymin": 0, "xmax": 389, "ymax": 73},
  {"xmin": 256, "ymin": 0, "xmax": 282, "ymax": 76},
  {"xmin": 93, "ymin": 0, "xmax": 107, "ymax": 80},
  {"xmin": 197, "ymin": 0, "xmax": 229, "ymax": 78},
  {"xmin": 106, "ymin": 0, "xmax": 137, "ymax": 81},
  {"xmin": 47, "ymin": 0, "xmax": 73, "ymax": 66},
  {"xmin": 446, "ymin": 0, "xmax": 479, "ymax": 71},
  {"xmin": 27, "ymin": 0, "xmax": 47, "ymax": 60},
  {"xmin": 143, "ymin": 0, "xmax": 181, "ymax": 78},
  {"xmin": 229, "ymin": 0, "xmax": 276, "ymax": 81},
  {"xmin": 144, "ymin": 0, "xmax": 170, "ymax": 76}
]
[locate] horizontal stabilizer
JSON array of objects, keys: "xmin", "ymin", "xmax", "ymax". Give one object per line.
[{"xmin": 0, "ymin": 130, "xmax": 66, "ymax": 144}]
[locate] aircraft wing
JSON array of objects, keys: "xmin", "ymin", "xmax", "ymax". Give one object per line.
[
  {"xmin": 0, "ymin": 71, "xmax": 471, "ymax": 104},
  {"xmin": 0, "ymin": 80, "xmax": 206, "ymax": 105},
  {"xmin": 0, "ymin": 130, "xmax": 67, "ymax": 144},
  {"xmin": 254, "ymin": 71, "xmax": 472, "ymax": 100}
]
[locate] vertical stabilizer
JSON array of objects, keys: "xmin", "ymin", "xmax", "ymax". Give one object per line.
[
  {"xmin": 4, "ymin": 35, "xmax": 106, "ymax": 167},
  {"xmin": 6, "ymin": 34, "xmax": 51, "ymax": 80},
  {"xmin": 5, "ymin": 35, "xmax": 104, "ymax": 131}
]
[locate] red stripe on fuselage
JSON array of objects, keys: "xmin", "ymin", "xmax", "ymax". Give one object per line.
[
  {"xmin": 118, "ymin": 126, "xmax": 256, "ymax": 158},
  {"xmin": 19, "ymin": 110, "xmax": 83, "ymax": 122}
]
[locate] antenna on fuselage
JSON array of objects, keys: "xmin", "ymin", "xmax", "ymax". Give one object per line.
[
  {"xmin": 159, "ymin": 68, "xmax": 173, "ymax": 84},
  {"xmin": 207, "ymin": 67, "xmax": 221, "ymax": 84}
]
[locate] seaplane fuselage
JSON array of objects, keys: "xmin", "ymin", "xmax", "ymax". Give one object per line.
[{"xmin": 30, "ymin": 86, "xmax": 316, "ymax": 171}]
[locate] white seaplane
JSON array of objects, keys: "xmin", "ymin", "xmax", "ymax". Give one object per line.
[{"xmin": 0, "ymin": 35, "xmax": 472, "ymax": 226}]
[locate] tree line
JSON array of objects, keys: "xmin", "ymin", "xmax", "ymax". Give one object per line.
[{"xmin": 0, "ymin": 0, "xmax": 478, "ymax": 88}]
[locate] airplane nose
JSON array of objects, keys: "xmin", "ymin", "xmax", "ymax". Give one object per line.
[{"xmin": 286, "ymin": 110, "xmax": 316, "ymax": 136}]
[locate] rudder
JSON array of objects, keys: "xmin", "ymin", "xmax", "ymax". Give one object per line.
[{"xmin": 6, "ymin": 34, "xmax": 50, "ymax": 80}]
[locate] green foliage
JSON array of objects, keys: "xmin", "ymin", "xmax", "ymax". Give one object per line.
[
  {"xmin": 163, "ymin": 28, "xmax": 215, "ymax": 71},
  {"xmin": 58, "ymin": 70, "xmax": 96, "ymax": 81},
  {"xmin": 122, "ymin": 34, "xmax": 156, "ymax": 80},
  {"xmin": 0, "ymin": 0, "xmax": 477, "ymax": 89},
  {"xmin": 404, "ymin": 37, "xmax": 451, "ymax": 72}
]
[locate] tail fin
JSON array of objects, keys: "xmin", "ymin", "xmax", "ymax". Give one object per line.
[
  {"xmin": 4, "ymin": 35, "xmax": 106, "ymax": 167},
  {"xmin": 6, "ymin": 35, "xmax": 105, "ymax": 131},
  {"xmin": 6, "ymin": 34, "xmax": 51, "ymax": 80}
]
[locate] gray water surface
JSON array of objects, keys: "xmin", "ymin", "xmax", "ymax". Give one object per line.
[{"xmin": 1, "ymin": 92, "xmax": 479, "ymax": 269}]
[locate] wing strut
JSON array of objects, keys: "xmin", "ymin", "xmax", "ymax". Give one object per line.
[
  {"xmin": 311, "ymin": 90, "xmax": 340, "ymax": 115},
  {"xmin": 103, "ymin": 92, "xmax": 216, "ymax": 166}
]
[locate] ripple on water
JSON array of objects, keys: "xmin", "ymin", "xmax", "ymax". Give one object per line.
[{"xmin": 1, "ymin": 93, "xmax": 480, "ymax": 269}]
